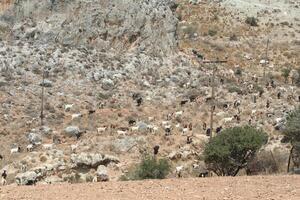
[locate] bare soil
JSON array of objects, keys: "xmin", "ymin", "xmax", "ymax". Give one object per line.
[{"xmin": 1, "ymin": 175, "xmax": 300, "ymax": 200}]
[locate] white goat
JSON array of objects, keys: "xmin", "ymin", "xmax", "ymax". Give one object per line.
[
  {"xmin": 131, "ymin": 126, "xmax": 139, "ymax": 132},
  {"xmin": 223, "ymin": 117, "xmax": 233, "ymax": 123},
  {"xmin": 10, "ymin": 147, "xmax": 21, "ymax": 154},
  {"xmin": 117, "ymin": 130, "xmax": 127, "ymax": 136},
  {"xmin": 64, "ymin": 104, "xmax": 73, "ymax": 112},
  {"xmin": 42, "ymin": 144, "xmax": 54, "ymax": 150},
  {"xmin": 97, "ymin": 127, "xmax": 107, "ymax": 133},
  {"xmin": 175, "ymin": 111, "xmax": 184, "ymax": 118},
  {"xmin": 26, "ymin": 144, "xmax": 34, "ymax": 152},
  {"xmin": 71, "ymin": 113, "xmax": 83, "ymax": 120},
  {"xmin": 71, "ymin": 144, "xmax": 78, "ymax": 153},
  {"xmin": 175, "ymin": 166, "xmax": 184, "ymax": 178}
]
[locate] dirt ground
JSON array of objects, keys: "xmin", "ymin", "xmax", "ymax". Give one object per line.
[{"xmin": 0, "ymin": 175, "xmax": 299, "ymax": 200}]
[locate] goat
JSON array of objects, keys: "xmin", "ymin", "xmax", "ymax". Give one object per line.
[
  {"xmin": 71, "ymin": 113, "xmax": 83, "ymax": 120},
  {"xmin": 11, "ymin": 146, "xmax": 21, "ymax": 154},
  {"xmin": 153, "ymin": 145, "xmax": 160, "ymax": 155},
  {"xmin": 136, "ymin": 97, "xmax": 143, "ymax": 107},
  {"xmin": 43, "ymin": 144, "xmax": 54, "ymax": 150},
  {"xmin": 206, "ymin": 128, "xmax": 211, "ymax": 136},
  {"xmin": 71, "ymin": 144, "xmax": 78, "ymax": 153},
  {"xmin": 64, "ymin": 104, "xmax": 73, "ymax": 112},
  {"xmin": 180, "ymin": 99, "xmax": 189, "ymax": 106},
  {"xmin": 128, "ymin": 119, "xmax": 136, "ymax": 126},
  {"xmin": 187, "ymin": 136, "xmax": 193, "ymax": 144},
  {"xmin": 165, "ymin": 127, "xmax": 172, "ymax": 136},
  {"xmin": 182, "ymin": 127, "xmax": 189, "ymax": 136},
  {"xmin": 233, "ymin": 100, "xmax": 241, "ymax": 108},
  {"xmin": 0, "ymin": 154, "xmax": 3, "ymax": 160},
  {"xmin": 216, "ymin": 126, "xmax": 222, "ymax": 134},
  {"xmin": 175, "ymin": 111, "xmax": 184, "ymax": 118},
  {"xmin": 223, "ymin": 117, "xmax": 233, "ymax": 123},
  {"xmin": 117, "ymin": 130, "xmax": 127, "ymax": 136},
  {"xmin": 26, "ymin": 144, "xmax": 35, "ymax": 152},
  {"xmin": 175, "ymin": 166, "xmax": 184, "ymax": 178},
  {"xmin": 97, "ymin": 127, "xmax": 107, "ymax": 134},
  {"xmin": 131, "ymin": 126, "xmax": 139, "ymax": 132}
]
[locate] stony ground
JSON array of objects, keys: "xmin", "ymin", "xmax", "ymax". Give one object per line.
[
  {"xmin": 0, "ymin": 0, "xmax": 299, "ymax": 189},
  {"xmin": 1, "ymin": 175, "xmax": 300, "ymax": 200}
]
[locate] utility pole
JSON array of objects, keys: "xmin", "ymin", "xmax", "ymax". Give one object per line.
[
  {"xmin": 262, "ymin": 38, "xmax": 270, "ymax": 83},
  {"xmin": 202, "ymin": 60, "xmax": 227, "ymax": 140},
  {"xmin": 40, "ymin": 66, "xmax": 45, "ymax": 126}
]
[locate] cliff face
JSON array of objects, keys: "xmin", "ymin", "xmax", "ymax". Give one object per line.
[{"xmin": 1, "ymin": 0, "xmax": 178, "ymax": 55}]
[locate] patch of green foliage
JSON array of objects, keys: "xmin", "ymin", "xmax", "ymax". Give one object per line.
[
  {"xmin": 120, "ymin": 156, "xmax": 171, "ymax": 181},
  {"xmin": 245, "ymin": 17, "xmax": 258, "ymax": 26},
  {"xmin": 204, "ymin": 126, "xmax": 268, "ymax": 176}
]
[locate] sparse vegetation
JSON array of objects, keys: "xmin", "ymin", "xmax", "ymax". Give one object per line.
[
  {"xmin": 208, "ymin": 29, "xmax": 217, "ymax": 37},
  {"xmin": 281, "ymin": 68, "xmax": 291, "ymax": 83},
  {"xmin": 245, "ymin": 17, "xmax": 258, "ymax": 26},
  {"xmin": 204, "ymin": 126, "xmax": 268, "ymax": 176},
  {"xmin": 120, "ymin": 156, "xmax": 171, "ymax": 181},
  {"xmin": 228, "ymin": 85, "xmax": 243, "ymax": 95}
]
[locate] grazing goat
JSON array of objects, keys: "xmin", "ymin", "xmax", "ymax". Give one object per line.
[
  {"xmin": 26, "ymin": 144, "xmax": 35, "ymax": 152},
  {"xmin": 128, "ymin": 119, "xmax": 136, "ymax": 126},
  {"xmin": 71, "ymin": 113, "xmax": 83, "ymax": 120},
  {"xmin": 206, "ymin": 128, "xmax": 211, "ymax": 136},
  {"xmin": 131, "ymin": 126, "xmax": 139, "ymax": 132},
  {"xmin": 180, "ymin": 99, "xmax": 189, "ymax": 106},
  {"xmin": 175, "ymin": 111, "xmax": 184, "ymax": 118},
  {"xmin": 11, "ymin": 146, "xmax": 21, "ymax": 154},
  {"xmin": 97, "ymin": 127, "xmax": 107, "ymax": 134},
  {"xmin": 71, "ymin": 144, "xmax": 78, "ymax": 153},
  {"xmin": 117, "ymin": 130, "xmax": 127, "ymax": 136},
  {"xmin": 223, "ymin": 117, "xmax": 233, "ymax": 124},
  {"xmin": 153, "ymin": 145, "xmax": 160, "ymax": 155},
  {"xmin": 43, "ymin": 144, "xmax": 54, "ymax": 150},
  {"xmin": 175, "ymin": 166, "xmax": 184, "ymax": 178},
  {"xmin": 216, "ymin": 126, "xmax": 222, "ymax": 134},
  {"xmin": 64, "ymin": 104, "xmax": 73, "ymax": 112}
]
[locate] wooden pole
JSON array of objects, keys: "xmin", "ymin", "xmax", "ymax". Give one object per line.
[
  {"xmin": 209, "ymin": 65, "xmax": 216, "ymax": 140},
  {"xmin": 263, "ymin": 39, "xmax": 269, "ymax": 83},
  {"xmin": 40, "ymin": 66, "xmax": 45, "ymax": 126}
]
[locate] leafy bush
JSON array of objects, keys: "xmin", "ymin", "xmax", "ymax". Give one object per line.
[
  {"xmin": 281, "ymin": 68, "xmax": 291, "ymax": 83},
  {"xmin": 121, "ymin": 156, "xmax": 171, "ymax": 181},
  {"xmin": 235, "ymin": 67, "xmax": 242, "ymax": 76},
  {"xmin": 283, "ymin": 107, "xmax": 300, "ymax": 143},
  {"xmin": 208, "ymin": 29, "xmax": 217, "ymax": 36},
  {"xmin": 245, "ymin": 17, "xmax": 258, "ymax": 26},
  {"xmin": 204, "ymin": 126, "xmax": 268, "ymax": 176},
  {"xmin": 228, "ymin": 85, "xmax": 243, "ymax": 95}
]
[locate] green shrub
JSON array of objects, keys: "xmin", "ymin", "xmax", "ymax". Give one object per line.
[
  {"xmin": 281, "ymin": 68, "xmax": 291, "ymax": 83},
  {"xmin": 204, "ymin": 126, "xmax": 268, "ymax": 176},
  {"xmin": 245, "ymin": 17, "xmax": 258, "ymax": 26},
  {"xmin": 228, "ymin": 85, "xmax": 243, "ymax": 95},
  {"xmin": 121, "ymin": 156, "xmax": 171, "ymax": 180},
  {"xmin": 208, "ymin": 29, "xmax": 217, "ymax": 37}
]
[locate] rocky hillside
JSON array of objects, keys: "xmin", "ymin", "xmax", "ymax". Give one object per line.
[{"xmin": 0, "ymin": 0, "xmax": 299, "ymax": 185}]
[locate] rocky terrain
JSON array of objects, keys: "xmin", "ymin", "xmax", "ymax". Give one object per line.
[{"xmin": 0, "ymin": 0, "xmax": 299, "ymax": 188}]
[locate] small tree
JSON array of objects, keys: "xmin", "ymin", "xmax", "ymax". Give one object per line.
[
  {"xmin": 281, "ymin": 68, "xmax": 291, "ymax": 83},
  {"xmin": 245, "ymin": 17, "xmax": 258, "ymax": 26},
  {"xmin": 121, "ymin": 156, "xmax": 171, "ymax": 181},
  {"xmin": 283, "ymin": 107, "xmax": 300, "ymax": 172},
  {"xmin": 204, "ymin": 126, "xmax": 268, "ymax": 176}
]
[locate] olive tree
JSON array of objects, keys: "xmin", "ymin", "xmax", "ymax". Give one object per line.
[
  {"xmin": 283, "ymin": 107, "xmax": 300, "ymax": 172},
  {"xmin": 204, "ymin": 126, "xmax": 268, "ymax": 176}
]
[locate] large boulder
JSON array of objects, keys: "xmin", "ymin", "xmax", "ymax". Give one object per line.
[
  {"xmin": 15, "ymin": 171, "xmax": 37, "ymax": 185},
  {"xmin": 64, "ymin": 126, "xmax": 80, "ymax": 137},
  {"xmin": 71, "ymin": 153, "xmax": 119, "ymax": 168},
  {"xmin": 27, "ymin": 132, "xmax": 42, "ymax": 145}
]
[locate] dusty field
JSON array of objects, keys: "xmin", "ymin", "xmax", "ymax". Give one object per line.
[{"xmin": 0, "ymin": 175, "xmax": 300, "ymax": 200}]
